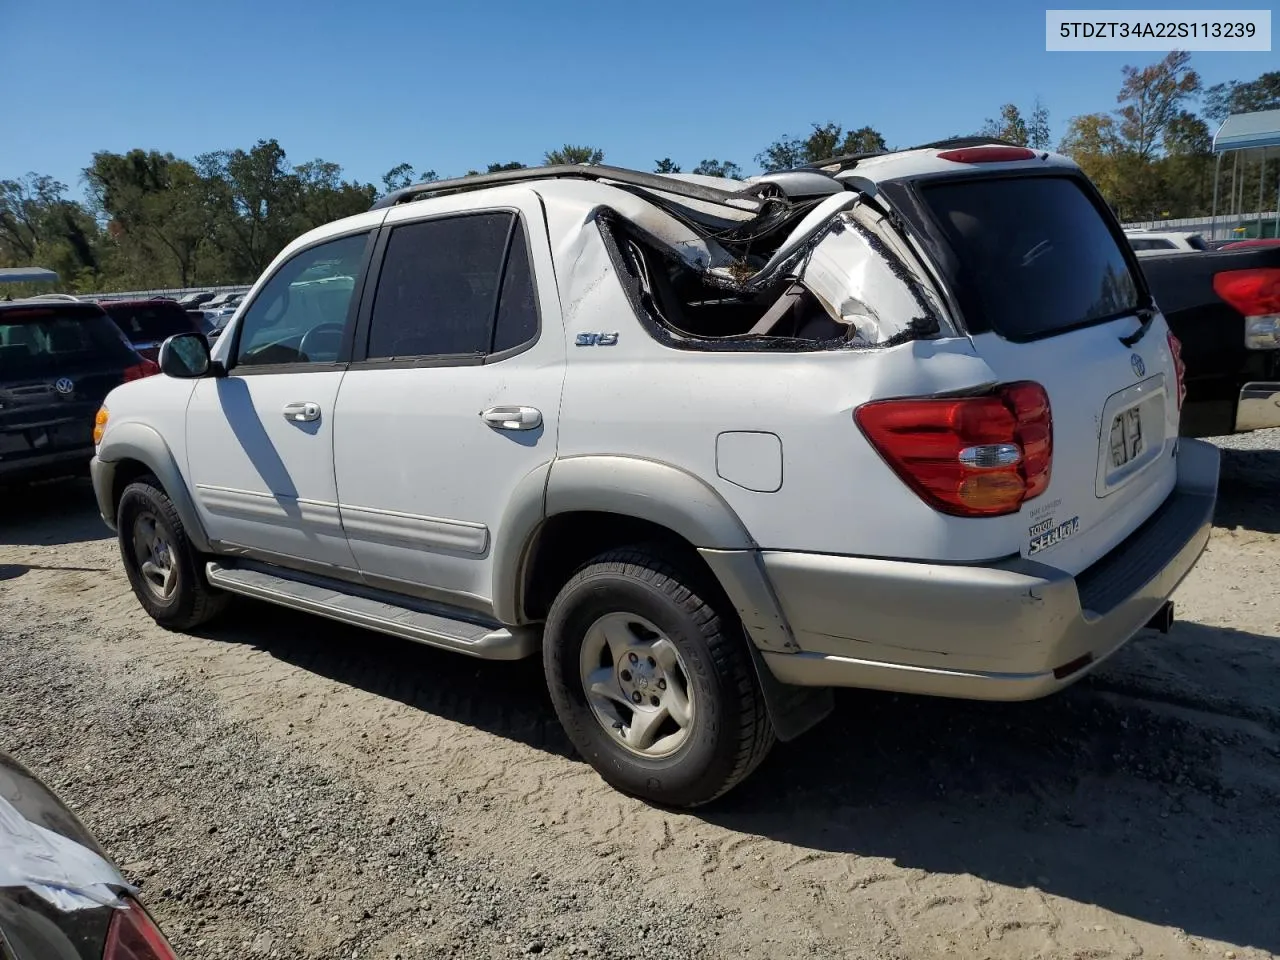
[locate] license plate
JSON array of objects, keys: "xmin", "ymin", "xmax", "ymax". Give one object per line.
[{"xmin": 1109, "ymin": 408, "xmax": 1143, "ymax": 468}]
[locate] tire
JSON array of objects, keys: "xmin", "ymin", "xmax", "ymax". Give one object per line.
[
  {"xmin": 117, "ymin": 476, "xmax": 229, "ymax": 630},
  {"xmin": 543, "ymin": 545, "xmax": 775, "ymax": 807}
]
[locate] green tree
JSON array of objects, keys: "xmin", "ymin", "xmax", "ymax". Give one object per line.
[
  {"xmin": 486, "ymin": 161, "xmax": 526, "ymax": 172},
  {"xmin": 691, "ymin": 159, "xmax": 742, "ymax": 179},
  {"xmin": 756, "ymin": 134, "xmax": 806, "ymax": 172},
  {"xmin": 840, "ymin": 126, "xmax": 887, "ymax": 155},
  {"xmin": 653, "ymin": 158, "xmax": 681, "ymax": 174},
  {"xmin": 1204, "ymin": 70, "xmax": 1280, "ymax": 123},
  {"xmin": 0, "ymin": 174, "xmax": 102, "ymax": 286},
  {"xmin": 758, "ymin": 123, "xmax": 886, "ymax": 171},
  {"xmin": 1029, "ymin": 98, "xmax": 1052, "ymax": 150},
  {"xmin": 84, "ymin": 150, "xmax": 212, "ymax": 287},
  {"xmin": 982, "ymin": 104, "xmax": 1030, "ymax": 146},
  {"xmin": 544, "ymin": 145, "xmax": 604, "ymax": 165},
  {"xmin": 294, "ymin": 159, "xmax": 377, "ymax": 231},
  {"xmin": 1115, "ymin": 50, "xmax": 1201, "ymax": 160},
  {"xmin": 382, "ymin": 163, "xmax": 415, "ymax": 192}
]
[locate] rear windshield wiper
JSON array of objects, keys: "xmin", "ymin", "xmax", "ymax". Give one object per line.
[{"xmin": 1119, "ymin": 302, "xmax": 1157, "ymax": 347}]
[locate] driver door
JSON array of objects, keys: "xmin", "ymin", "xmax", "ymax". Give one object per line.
[{"xmin": 185, "ymin": 226, "xmax": 375, "ymax": 570}]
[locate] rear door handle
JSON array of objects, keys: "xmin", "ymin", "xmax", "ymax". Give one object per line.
[
  {"xmin": 480, "ymin": 406, "xmax": 542, "ymax": 431},
  {"xmin": 283, "ymin": 401, "xmax": 321, "ymax": 423}
]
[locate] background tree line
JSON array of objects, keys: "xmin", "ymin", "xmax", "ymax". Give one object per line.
[{"xmin": 2, "ymin": 57, "xmax": 1276, "ymax": 294}]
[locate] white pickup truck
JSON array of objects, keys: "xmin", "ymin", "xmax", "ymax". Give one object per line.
[{"xmin": 90, "ymin": 141, "xmax": 1218, "ymax": 806}]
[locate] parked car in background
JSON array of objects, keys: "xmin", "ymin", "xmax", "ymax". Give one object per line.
[
  {"xmin": 202, "ymin": 292, "xmax": 244, "ymax": 311},
  {"xmin": 199, "ymin": 309, "xmax": 236, "ymax": 348},
  {"xmin": 0, "ymin": 300, "xmax": 158, "ymax": 485},
  {"xmin": 1, "ymin": 748, "xmax": 178, "ymax": 960},
  {"xmin": 1220, "ymin": 238, "xmax": 1280, "ymax": 251},
  {"xmin": 1140, "ymin": 244, "xmax": 1280, "ymax": 436},
  {"xmin": 176, "ymin": 292, "xmax": 214, "ymax": 309},
  {"xmin": 1125, "ymin": 229, "xmax": 1209, "ymax": 256},
  {"xmin": 97, "ymin": 299, "xmax": 204, "ymax": 363},
  {"xmin": 94, "ymin": 144, "xmax": 1216, "ymax": 807}
]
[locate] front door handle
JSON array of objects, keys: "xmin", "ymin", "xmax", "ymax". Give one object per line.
[
  {"xmin": 480, "ymin": 406, "xmax": 542, "ymax": 431},
  {"xmin": 283, "ymin": 401, "xmax": 321, "ymax": 423}
]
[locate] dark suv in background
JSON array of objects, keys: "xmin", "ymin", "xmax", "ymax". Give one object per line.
[
  {"xmin": 0, "ymin": 300, "xmax": 157, "ymax": 485},
  {"xmin": 97, "ymin": 298, "xmax": 202, "ymax": 363}
]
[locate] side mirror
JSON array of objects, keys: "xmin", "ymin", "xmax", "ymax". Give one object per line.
[{"xmin": 158, "ymin": 332, "xmax": 212, "ymax": 378}]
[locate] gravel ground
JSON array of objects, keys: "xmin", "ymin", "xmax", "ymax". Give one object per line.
[{"xmin": 2, "ymin": 430, "xmax": 1278, "ymax": 960}]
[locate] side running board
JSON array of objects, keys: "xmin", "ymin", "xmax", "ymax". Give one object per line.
[{"xmin": 205, "ymin": 561, "xmax": 537, "ymax": 660}]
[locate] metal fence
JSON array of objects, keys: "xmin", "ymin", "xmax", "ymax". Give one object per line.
[
  {"xmin": 79, "ymin": 283, "xmax": 253, "ymax": 303},
  {"xmin": 1123, "ymin": 212, "xmax": 1279, "ymax": 240}
]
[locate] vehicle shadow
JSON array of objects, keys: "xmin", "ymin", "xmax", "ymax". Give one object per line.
[
  {"xmin": 201, "ymin": 599, "xmax": 575, "ymax": 759},
  {"xmin": 0, "ymin": 479, "xmax": 108, "ymax": 547},
  {"xmin": 708, "ymin": 620, "xmax": 1280, "ymax": 954},
  {"xmin": 1214, "ymin": 445, "xmax": 1280, "ymax": 534}
]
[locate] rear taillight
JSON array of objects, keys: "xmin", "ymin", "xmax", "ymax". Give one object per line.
[
  {"xmin": 104, "ymin": 897, "xmax": 179, "ymax": 960},
  {"xmin": 1167, "ymin": 330, "xmax": 1187, "ymax": 410},
  {"xmin": 937, "ymin": 146, "xmax": 1038, "ymax": 163},
  {"xmin": 1213, "ymin": 267, "xmax": 1280, "ymax": 350},
  {"xmin": 122, "ymin": 359, "xmax": 160, "ymax": 382},
  {"xmin": 855, "ymin": 382, "xmax": 1053, "ymax": 518},
  {"xmin": 1213, "ymin": 267, "xmax": 1280, "ymax": 317}
]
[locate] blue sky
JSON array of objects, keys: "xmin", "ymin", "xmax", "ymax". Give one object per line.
[{"xmin": 1, "ymin": 0, "xmax": 1275, "ymax": 194}]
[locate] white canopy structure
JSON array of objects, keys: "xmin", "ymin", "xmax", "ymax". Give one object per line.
[{"xmin": 1211, "ymin": 109, "xmax": 1280, "ymax": 241}]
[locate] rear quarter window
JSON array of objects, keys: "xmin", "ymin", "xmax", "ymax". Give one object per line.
[{"xmin": 921, "ymin": 176, "xmax": 1141, "ymax": 341}]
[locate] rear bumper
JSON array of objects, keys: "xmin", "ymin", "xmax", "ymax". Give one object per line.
[
  {"xmin": 0, "ymin": 446, "xmax": 94, "ymax": 484},
  {"xmin": 759, "ymin": 439, "xmax": 1219, "ymax": 701},
  {"xmin": 1235, "ymin": 381, "xmax": 1280, "ymax": 432}
]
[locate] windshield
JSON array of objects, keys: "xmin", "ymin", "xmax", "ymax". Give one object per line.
[
  {"xmin": 0, "ymin": 307, "xmax": 137, "ymax": 376},
  {"xmin": 921, "ymin": 175, "xmax": 1141, "ymax": 341}
]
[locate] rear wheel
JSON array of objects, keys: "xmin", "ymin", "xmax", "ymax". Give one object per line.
[
  {"xmin": 117, "ymin": 477, "xmax": 228, "ymax": 630},
  {"xmin": 543, "ymin": 545, "xmax": 774, "ymax": 807}
]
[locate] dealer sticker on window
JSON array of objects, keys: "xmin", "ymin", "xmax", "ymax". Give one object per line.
[{"xmin": 1028, "ymin": 516, "xmax": 1080, "ymax": 556}]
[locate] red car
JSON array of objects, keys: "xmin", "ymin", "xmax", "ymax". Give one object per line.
[
  {"xmin": 1219, "ymin": 238, "xmax": 1280, "ymax": 251},
  {"xmin": 97, "ymin": 299, "xmax": 203, "ymax": 363}
]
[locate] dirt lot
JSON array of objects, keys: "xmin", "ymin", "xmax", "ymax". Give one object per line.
[{"xmin": 2, "ymin": 435, "xmax": 1278, "ymax": 960}]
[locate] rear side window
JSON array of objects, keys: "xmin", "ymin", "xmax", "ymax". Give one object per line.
[
  {"xmin": 1129, "ymin": 237, "xmax": 1175, "ymax": 251},
  {"xmin": 0, "ymin": 307, "xmax": 135, "ymax": 375},
  {"xmin": 103, "ymin": 302, "xmax": 193, "ymax": 343},
  {"xmin": 366, "ymin": 212, "xmax": 538, "ymax": 361},
  {"xmin": 922, "ymin": 176, "xmax": 1141, "ymax": 341},
  {"xmin": 492, "ymin": 226, "xmax": 538, "ymax": 353}
]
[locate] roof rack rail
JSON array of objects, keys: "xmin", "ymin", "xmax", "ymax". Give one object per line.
[
  {"xmin": 801, "ymin": 136, "xmax": 1022, "ymax": 173},
  {"xmin": 370, "ymin": 163, "xmax": 758, "ymax": 212}
]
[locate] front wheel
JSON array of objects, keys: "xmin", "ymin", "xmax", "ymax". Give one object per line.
[
  {"xmin": 117, "ymin": 477, "xmax": 228, "ymax": 630},
  {"xmin": 543, "ymin": 546, "xmax": 774, "ymax": 807}
]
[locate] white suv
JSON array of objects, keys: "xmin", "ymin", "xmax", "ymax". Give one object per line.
[{"xmin": 91, "ymin": 142, "xmax": 1219, "ymax": 806}]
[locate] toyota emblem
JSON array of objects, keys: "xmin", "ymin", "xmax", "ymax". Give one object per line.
[
  {"xmin": 1130, "ymin": 354, "xmax": 1146, "ymax": 378},
  {"xmin": 54, "ymin": 377, "xmax": 75, "ymax": 395}
]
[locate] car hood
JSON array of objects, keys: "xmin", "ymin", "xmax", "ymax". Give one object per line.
[{"xmin": 0, "ymin": 751, "xmax": 129, "ymax": 960}]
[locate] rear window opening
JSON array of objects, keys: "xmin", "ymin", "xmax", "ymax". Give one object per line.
[
  {"xmin": 601, "ymin": 200, "xmax": 947, "ymax": 352},
  {"xmin": 917, "ymin": 175, "xmax": 1144, "ymax": 342},
  {"xmin": 0, "ymin": 307, "xmax": 137, "ymax": 375}
]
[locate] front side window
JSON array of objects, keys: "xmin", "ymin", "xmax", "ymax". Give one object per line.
[
  {"xmin": 235, "ymin": 232, "xmax": 369, "ymax": 367},
  {"xmin": 366, "ymin": 213, "xmax": 533, "ymax": 360}
]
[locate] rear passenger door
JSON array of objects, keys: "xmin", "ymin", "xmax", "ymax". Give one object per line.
[{"xmin": 332, "ymin": 191, "xmax": 564, "ymax": 613}]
